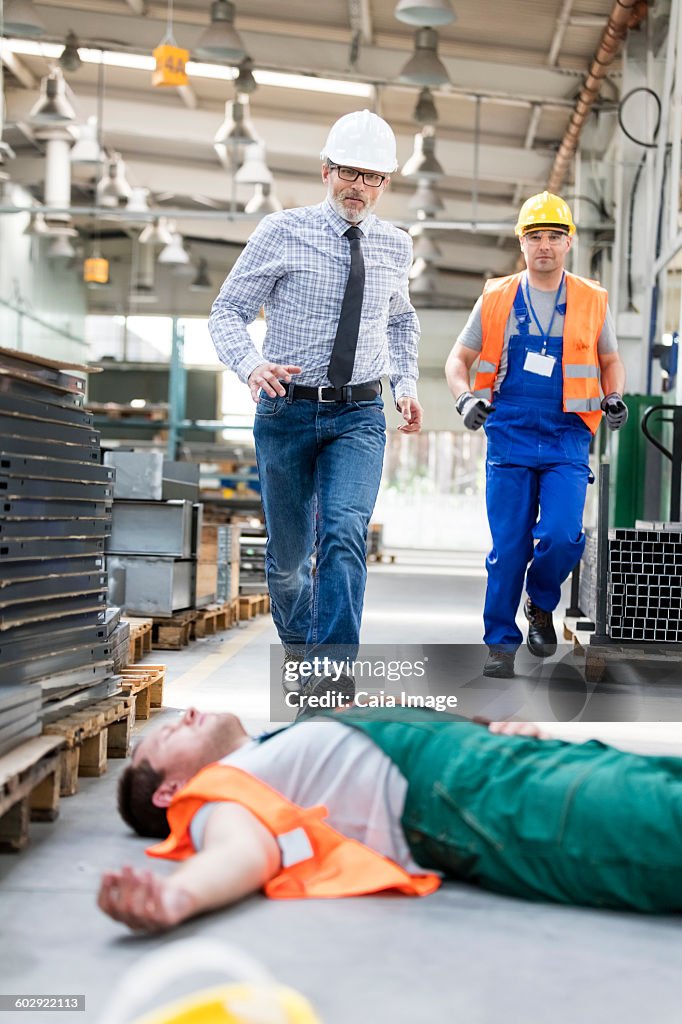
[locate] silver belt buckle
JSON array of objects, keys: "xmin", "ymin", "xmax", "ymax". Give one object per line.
[{"xmin": 318, "ymin": 386, "xmax": 335, "ymax": 403}]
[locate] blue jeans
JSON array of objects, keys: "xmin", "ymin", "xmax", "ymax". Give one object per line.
[{"xmin": 253, "ymin": 393, "xmax": 386, "ymax": 659}]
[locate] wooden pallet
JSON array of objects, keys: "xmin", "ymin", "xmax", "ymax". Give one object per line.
[
  {"xmin": 152, "ymin": 610, "xmax": 197, "ymax": 651},
  {"xmin": 43, "ymin": 694, "xmax": 135, "ymax": 797},
  {"xmin": 584, "ymin": 642, "xmax": 682, "ymax": 683},
  {"xmin": 562, "ymin": 617, "xmax": 592, "ymax": 651},
  {"xmin": 118, "ymin": 665, "xmax": 166, "ymax": 719},
  {"xmin": 123, "ymin": 617, "xmax": 153, "ymax": 663},
  {"xmin": 238, "ymin": 593, "xmax": 271, "ymax": 620},
  {"xmin": 192, "ymin": 600, "xmax": 239, "ymax": 639},
  {"xmin": 0, "ymin": 736, "xmax": 64, "ymax": 851}
]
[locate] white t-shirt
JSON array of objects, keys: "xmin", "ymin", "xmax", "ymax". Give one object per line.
[
  {"xmin": 189, "ymin": 720, "xmax": 424, "ymax": 873},
  {"xmin": 458, "ymin": 275, "xmax": 618, "ymax": 391}
]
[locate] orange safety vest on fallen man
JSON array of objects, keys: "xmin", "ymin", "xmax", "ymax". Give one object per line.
[
  {"xmin": 473, "ymin": 270, "xmax": 607, "ymax": 434},
  {"xmin": 146, "ymin": 763, "xmax": 441, "ymax": 899}
]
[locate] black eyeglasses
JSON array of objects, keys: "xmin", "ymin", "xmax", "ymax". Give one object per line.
[{"xmin": 329, "ymin": 163, "xmax": 387, "ymax": 187}]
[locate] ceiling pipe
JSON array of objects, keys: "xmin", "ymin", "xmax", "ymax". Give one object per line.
[
  {"xmin": 548, "ymin": 0, "xmax": 576, "ymax": 67},
  {"xmin": 547, "ymin": 0, "xmax": 649, "ymax": 193}
]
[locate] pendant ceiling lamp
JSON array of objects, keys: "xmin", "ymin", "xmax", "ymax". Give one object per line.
[
  {"xmin": 402, "ymin": 131, "xmax": 444, "ymax": 179},
  {"xmin": 235, "ymin": 58, "xmax": 257, "ymax": 95},
  {"xmin": 158, "ymin": 226, "xmax": 190, "ymax": 265},
  {"xmin": 195, "ymin": 0, "xmax": 247, "ymax": 63},
  {"xmin": 398, "ymin": 28, "xmax": 450, "ymax": 87},
  {"xmin": 139, "ymin": 216, "xmax": 174, "ymax": 246},
  {"xmin": 411, "ymin": 229, "xmax": 442, "ymax": 260},
  {"xmin": 245, "ymin": 182, "xmax": 282, "ymax": 215},
  {"xmin": 48, "ymin": 233, "xmax": 76, "ymax": 260},
  {"xmin": 29, "ymin": 68, "xmax": 76, "ymax": 125},
  {"xmin": 394, "ymin": 0, "xmax": 456, "ymax": 27},
  {"xmin": 214, "ymin": 97, "xmax": 258, "ymax": 157},
  {"xmin": 190, "ymin": 258, "xmax": 212, "ymax": 291},
  {"xmin": 70, "ymin": 117, "xmax": 104, "ymax": 165},
  {"xmin": 23, "ymin": 211, "xmax": 51, "ymax": 236},
  {"xmin": 414, "ymin": 87, "xmax": 438, "ymax": 126},
  {"xmin": 97, "ymin": 154, "xmax": 132, "ymax": 207},
  {"xmin": 4, "ymin": 0, "xmax": 46, "ymax": 37},
  {"xmin": 408, "ymin": 179, "xmax": 444, "ymax": 217},
  {"xmin": 59, "ymin": 32, "xmax": 82, "ymax": 73},
  {"xmin": 234, "ymin": 141, "xmax": 272, "ymax": 185},
  {"xmin": 126, "ymin": 187, "xmax": 151, "ymax": 215}
]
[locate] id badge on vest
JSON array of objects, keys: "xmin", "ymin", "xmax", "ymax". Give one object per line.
[{"xmin": 523, "ymin": 350, "xmax": 556, "ymax": 377}]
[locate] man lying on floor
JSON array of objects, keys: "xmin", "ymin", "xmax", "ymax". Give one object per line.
[{"xmin": 98, "ymin": 706, "xmax": 682, "ymax": 931}]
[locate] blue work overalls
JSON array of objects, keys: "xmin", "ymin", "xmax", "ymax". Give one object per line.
[{"xmin": 483, "ymin": 277, "xmax": 593, "ymax": 648}]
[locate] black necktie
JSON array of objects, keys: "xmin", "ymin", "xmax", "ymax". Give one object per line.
[{"xmin": 327, "ymin": 226, "xmax": 365, "ymax": 388}]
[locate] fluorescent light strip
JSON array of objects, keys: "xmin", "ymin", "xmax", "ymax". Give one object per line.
[{"xmin": 3, "ymin": 39, "xmax": 372, "ymax": 97}]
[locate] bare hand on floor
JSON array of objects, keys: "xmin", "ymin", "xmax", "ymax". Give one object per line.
[{"xmin": 97, "ymin": 865, "xmax": 194, "ymax": 933}]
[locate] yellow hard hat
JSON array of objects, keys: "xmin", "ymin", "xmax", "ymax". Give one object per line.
[
  {"xmin": 515, "ymin": 191, "xmax": 576, "ymax": 237},
  {"xmin": 133, "ymin": 982, "xmax": 321, "ymax": 1024}
]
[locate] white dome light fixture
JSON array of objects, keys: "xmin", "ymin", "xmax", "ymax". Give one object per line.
[
  {"xmin": 234, "ymin": 141, "xmax": 272, "ymax": 186},
  {"xmin": 158, "ymin": 225, "xmax": 190, "ymax": 265}
]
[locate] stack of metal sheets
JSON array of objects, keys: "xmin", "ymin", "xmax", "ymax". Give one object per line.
[{"xmin": 0, "ymin": 347, "xmax": 118, "ymax": 735}]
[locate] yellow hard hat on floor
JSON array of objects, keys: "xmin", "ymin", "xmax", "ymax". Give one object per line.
[
  {"xmin": 133, "ymin": 982, "xmax": 321, "ymax": 1024},
  {"xmin": 515, "ymin": 191, "xmax": 576, "ymax": 236}
]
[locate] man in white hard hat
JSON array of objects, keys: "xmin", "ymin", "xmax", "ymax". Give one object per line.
[
  {"xmin": 209, "ymin": 110, "xmax": 422, "ymax": 690},
  {"xmin": 445, "ymin": 192, "xmax": 626, "ymax": 680}
]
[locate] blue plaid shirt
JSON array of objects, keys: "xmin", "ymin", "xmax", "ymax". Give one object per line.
[{"xmin": 208, "ymin": 200, "xmax": 420, "ymax": 400}]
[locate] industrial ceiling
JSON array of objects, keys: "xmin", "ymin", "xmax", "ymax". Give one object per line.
[{"xmin": 0, "ymin": 0, "xmax": 644, "ymax": 305}]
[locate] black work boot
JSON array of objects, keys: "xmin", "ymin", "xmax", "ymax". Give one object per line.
[
  {"xmin": 483, "ymin": 647, "xmax": 516, "ymax": 678},
  {"xmin": 524, "ymin": 598, "xmax": 557, "ymax": 657}
]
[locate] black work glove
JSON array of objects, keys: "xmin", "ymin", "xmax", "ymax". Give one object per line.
[
  {"xmin": 456, "ymin": 390, "xmax": 493, "ymax": 431},
  {"xmin": 601, "ymin": 392, "xmax": 628, "ymax": 431}
]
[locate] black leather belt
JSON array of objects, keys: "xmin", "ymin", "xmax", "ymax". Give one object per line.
[{"xmin": 282, "ymin": 381, "xmax": 381, "ymax": 403}]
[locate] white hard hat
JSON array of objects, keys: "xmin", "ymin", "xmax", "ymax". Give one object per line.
[{"xmin": 320, "ymin": 109, "xmax": 398, "ymax": 174}]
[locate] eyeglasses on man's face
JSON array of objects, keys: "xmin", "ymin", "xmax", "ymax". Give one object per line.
[
  {"xmin": 523, "ymin": 231, "xmax": 569, "ymax": 246},
  {"xmin": 329, "ymin": 163, "xmax": 387, "ymax": 187}
]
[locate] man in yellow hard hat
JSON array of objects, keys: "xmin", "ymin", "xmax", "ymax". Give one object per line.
[{"xmin": 445, "ymin": 191, "xmax": 626, "ymax": 679}]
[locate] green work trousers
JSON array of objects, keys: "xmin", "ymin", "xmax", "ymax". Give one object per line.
[{"xmin": 327, "ymin": 708, "xmax": 682, "ymax": 913}]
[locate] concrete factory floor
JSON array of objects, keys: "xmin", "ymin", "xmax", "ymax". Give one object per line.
[{"xmin": 1, "ymin": 557, "xmax": 681, "ymax": 1024}]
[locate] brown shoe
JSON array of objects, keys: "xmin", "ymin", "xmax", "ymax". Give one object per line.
[{"xmin": 524, "ymin": 598, "xmax": 557, "ymax": 658}]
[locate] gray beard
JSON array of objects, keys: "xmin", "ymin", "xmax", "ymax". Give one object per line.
[{"xmin": 330, "ymin": 194, "xmax": 368, "ymax": 224}]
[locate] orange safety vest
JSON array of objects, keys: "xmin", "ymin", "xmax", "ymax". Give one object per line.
[
  {"xmin": 146, "ymin": 764, "xmax": 441, "ymax": 900},
  {"xmin": 473, "ymin": 271, "xmax": 607, "ymax": 434}
]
